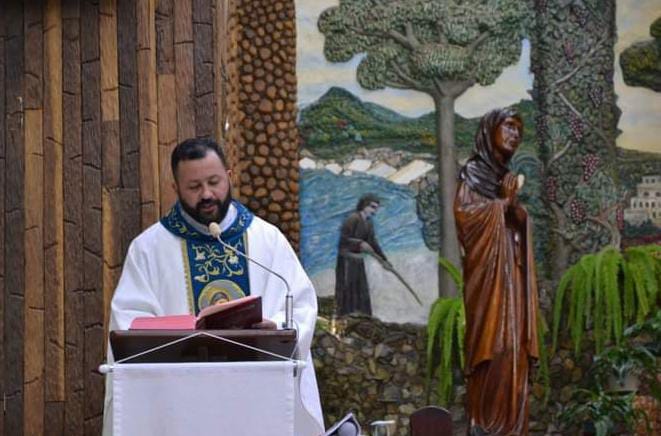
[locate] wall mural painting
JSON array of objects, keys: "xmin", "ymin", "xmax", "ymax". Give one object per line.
[
  {"xmin": 615, "ymin": 3, "xmax": 661, "ymax": 247},
  {"xmin": 296, "ymin": 0, "xmax": 536, "ymax": 324},
  {"xmin": 295, "ymin": 0, "xmax": 661, "ymax": 325}
]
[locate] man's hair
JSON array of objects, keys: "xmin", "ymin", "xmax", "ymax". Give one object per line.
[
  {"xmin": 170, "ymin": 137, "xmax": 228, "ymax": 180},
  {"xmin": 356, "ymin": 193, "xmax": 380, "ymax": 211}
]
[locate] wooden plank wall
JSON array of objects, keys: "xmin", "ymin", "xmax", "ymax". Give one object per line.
[{"xmin": 0, "ymin": 0, "xmax": 307, "ymax": 434}]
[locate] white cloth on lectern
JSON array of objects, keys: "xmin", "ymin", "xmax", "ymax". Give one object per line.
[
  {"xmin": 102, "ymin": 204, "xmax": 324, "ymax": 436},
  {"xmin": 113, "ymin": 362, "xmax": 295, "ymax": 436}
]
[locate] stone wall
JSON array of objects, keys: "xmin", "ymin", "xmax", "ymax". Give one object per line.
[
  {"xmin": 311, "ymin": 307, "xmax": 658, "ymax": 435},
  {"xmin": 232, "ymin": 0, "xmax": 301, "ymax": 249},
  {"xmin": 312, "ymin": 314, "xmax": 430, "ymax": 435}
]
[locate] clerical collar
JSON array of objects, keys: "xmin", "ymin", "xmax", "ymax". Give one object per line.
[{"xmin": 179, "ymin": 202, "xmax": 238, "ymax": 235}]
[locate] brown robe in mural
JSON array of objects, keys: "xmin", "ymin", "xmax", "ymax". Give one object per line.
[
  {"xmin": 335, "ymin": 211, "xmax": 387, "ymax": 316},
  {"xmin": 455, "ymin": 108, "xmax": 539, "ymax": 435}
]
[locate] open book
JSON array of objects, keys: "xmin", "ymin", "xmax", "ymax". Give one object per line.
[{"xmin": 129, "ymin": 295, "xmax": 262, "ymax": 330}]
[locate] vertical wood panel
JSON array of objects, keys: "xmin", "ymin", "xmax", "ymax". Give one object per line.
[
  {"xmin": 117, "ymin": 0, "xmax": 139, "ymax": 192},
  {"xmin": 2, "ymin": 0, "xmax": 295, "ymax": 433},
  {"xmin": 156, "ymin": 0, "xmax": 176, "ymax": 214},
  {"xmin": 175, "ymin": 0, "xmax": 195, "ymax": 142},
  {"xmin": 137, "ymin": 0, "xmax": 160, "ymax": 227},
  {"xmin": 43, "ymin": 0, "xmax": 66, "ymax": 431},
  {"xmin": 214, "ymin": 0, "xmax": 228, "ymax": 145},
  {"xmin": 193, "ymin": 0, "xmax": 214, "ymax": 137},
  {"xmin": 224, "ymin": 0, "xmax": 241, "ymax": 171},
  {"xmin": 24, "ymin": 109, "xmax": 45, "ymax": 436},
  {"xmin": 101, "ymin": 188, "xmax": 119, "ymax": 338},
  {"xmin": 0, "ymin": 3, "xmax": 6, "ymax": 434},
  {"xmin": 101, "ymin": 187, "xmax": 138, "ymax": 330},
  {"xmin": 100, "ymin": 0, "xmax": 120, "ymax": 189},
  {"xmin": 100, "ymin": 0, "xmax": 121, "ymax": 343},
  {"xmin": 4, "ymin": 5, "xmax": 26, "ymax": 434},
  {"xmin": 62, "ymin": 2, "xmax": 84, "ymax": 433},
  {"xmin": 24, "ymin": 1, "xmax": 45, "ymax": 434},
  {"xmin": 157, "ymin": 74, "xmax": 177, "ymax": 212},
  {"xmin": 81, "ymin": 1, "xmax": 104, "ymax": 433}
]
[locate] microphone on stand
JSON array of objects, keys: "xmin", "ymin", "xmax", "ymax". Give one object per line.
[{"xmin": 208, "ymin": 222, "xmax": 294, "ymax": 330}]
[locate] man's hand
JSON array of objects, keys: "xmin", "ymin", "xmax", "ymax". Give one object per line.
[
  {"xmin": 359, "ymin": 241, "xmax": 375, "ymax": 254},
  {"xmin": 251, "ymin": 319, "xmax": 277, "ymax": 330}
]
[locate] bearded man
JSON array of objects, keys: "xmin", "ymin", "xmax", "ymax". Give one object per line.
[
  {"xmin": 454, "ymin": 108, "xmax": 539, "ymax": 435},
  {"xmin": 102, "ymin": 138, "xmax": 324, "ymax": 435}
]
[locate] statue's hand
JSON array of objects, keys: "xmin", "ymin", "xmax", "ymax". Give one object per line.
[{"xmin": 500, "ymin": 172, "xmax": 519, "ymax": 205}]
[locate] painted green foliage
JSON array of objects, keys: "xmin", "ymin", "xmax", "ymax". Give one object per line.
[
  {"xmin": 318, "ymin": 0, "xmax": 529, "ymax": 90},
  {"xmin": 620, "ymin": 16, "xmax": 661, "ymax": 92},
  {"xmin": 318, "ymin": 0, "xmax": 531, "ymax": 297},
  {"xmin": 530, "ymin": 0, "xmax": 623, "ymax": 278}
]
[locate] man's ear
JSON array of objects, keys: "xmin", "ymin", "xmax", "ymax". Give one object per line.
[{"xmin": 171, "ymin": 180, "xmax": 178, "ymax": 194}]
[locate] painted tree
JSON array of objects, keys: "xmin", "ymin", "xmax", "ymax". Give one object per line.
[
  {"xmin": 318, "ymin": 0, "xmax": 530, "ymax": 296},
  {"xmin": 620, "ymin": 16, "xmax": 661, "ymax": 92}
]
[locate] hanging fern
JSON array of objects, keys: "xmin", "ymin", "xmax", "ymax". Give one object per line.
[
  {"xmin": 425, "ymin": 258, "xmax": 465, "ymax": 405},
  {"xmin": 552, "ymin": 244, "xmax": 660, "ymax": 357},
  {"xmin": 536, "ymin": 312, "xmax": 551, "ymax": 405}
]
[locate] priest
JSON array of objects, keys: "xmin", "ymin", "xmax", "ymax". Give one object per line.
[
  {"xmin": 454, "ymin": 108, "xmax": 539, "ymax": 435},
  {"xmin": 102, "ymin": 137, "xmax": 324, "ymax": 435}
]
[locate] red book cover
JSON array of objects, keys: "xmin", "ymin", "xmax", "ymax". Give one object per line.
[{"xmin": 129, "ymin": 296, "xmax": 262, "ymax": 330}]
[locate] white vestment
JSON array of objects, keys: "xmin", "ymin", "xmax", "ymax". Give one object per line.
[{"xmin": 102, "ymin": 204, "xmax": 324, "ymax": 436}]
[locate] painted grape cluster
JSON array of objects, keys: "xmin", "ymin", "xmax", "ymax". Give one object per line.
[
  {"xmin": 545, "ymin": 176, "xmax": 558, "ymax": 202},
  {"xmin": 570, "ymin": 198, "xmax": 587, "ymax": 224},
  {"xmin": 581, "ymin": 153, "xmax": 600, "ymax": 181},
  {"xmin": 569, "ymin": 113, "xmax": 584, "ymax": 141}
]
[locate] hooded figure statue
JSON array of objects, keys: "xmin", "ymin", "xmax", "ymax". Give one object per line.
[{"xmin": 455, "ymin": 107, "xmax": 539, "ymax": 435}]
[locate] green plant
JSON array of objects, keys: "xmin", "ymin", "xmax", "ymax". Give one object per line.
[
  {"xmin": 425, "ymin": 258, "xmax": 465, "ymax": 405},
  {"xmin": 552, "ymin": 244, "xmax": 660, "ymax": 356},
  {"xmin": 591, "ymin": 343, "xmax": 656, "ymax": 392},
  {"xmin": 623, "ymin": 308, "xmax": 661, "ymax": 356},
  {"xmin": 619, "ymin": 310, "xmax": 661, "ymax": 400},
  {"xmin": 558, "ymin": 312, "xmax": 659, "ymax": 435},
  {"xmin": 558, "ymin": 387, "xmax": 646, "ymax": 436}
]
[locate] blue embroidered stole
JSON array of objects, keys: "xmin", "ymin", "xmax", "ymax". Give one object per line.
[{"xmin": 160, "ymin": 201, "xmax": 254, "ymax": 315}]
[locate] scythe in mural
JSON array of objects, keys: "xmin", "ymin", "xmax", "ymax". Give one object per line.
[{"xmin": 318, "ymin": 0, "xmax": 530, "ymax": 296}]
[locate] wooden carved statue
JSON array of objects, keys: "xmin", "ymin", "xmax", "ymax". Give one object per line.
[{"xmin": 454, "ymin": 108, "xmax": 540, "ymax": 435}]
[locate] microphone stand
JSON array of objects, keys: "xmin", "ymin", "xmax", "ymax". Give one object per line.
[{"xmin": 208, "ymin": 223, "xmax": 294, "ymax": 330}]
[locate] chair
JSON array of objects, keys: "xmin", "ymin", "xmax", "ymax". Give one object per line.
[
  {"xmin": 409, "ymin": 406, "xmax": 453, "ymax": 436},
  {"xmin": 324, "ymin": 412, "xmax": 361, "ymax": 436}
]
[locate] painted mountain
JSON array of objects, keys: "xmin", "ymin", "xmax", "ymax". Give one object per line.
[{"xmin": 298, "ymin": 86, "xmax": 538, "ymax": 160}]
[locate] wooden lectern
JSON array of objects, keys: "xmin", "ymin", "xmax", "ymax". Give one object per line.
[
  {"xmin": 105, "ymin": 329, "xmax": 302, "ymax": 436},
  {"xmin": 110, "ymin": 328, "xmax": 297, "ymax": 363}
]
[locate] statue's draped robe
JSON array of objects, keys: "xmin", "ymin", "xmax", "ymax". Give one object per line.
[
  {"xmin": 335, "ymin": 212, "xmax": 387, "ymax": 316},
  {"xmin": 454, "ymin": 181, "xmax": 539, "ymax": 435}
]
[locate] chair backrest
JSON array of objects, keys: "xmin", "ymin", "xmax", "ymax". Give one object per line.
[
  {"xmin": 409, "ymin": 406, "xmax": 453, "ymax": 436},
  {"xmin": 324, "ymin": 413, "xmax": 361, "ymax": 436}
]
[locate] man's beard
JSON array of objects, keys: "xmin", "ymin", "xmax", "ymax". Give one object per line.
[{"xmin": 180, "ymin": 191, "xmax": 232, "ymax": 226}]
